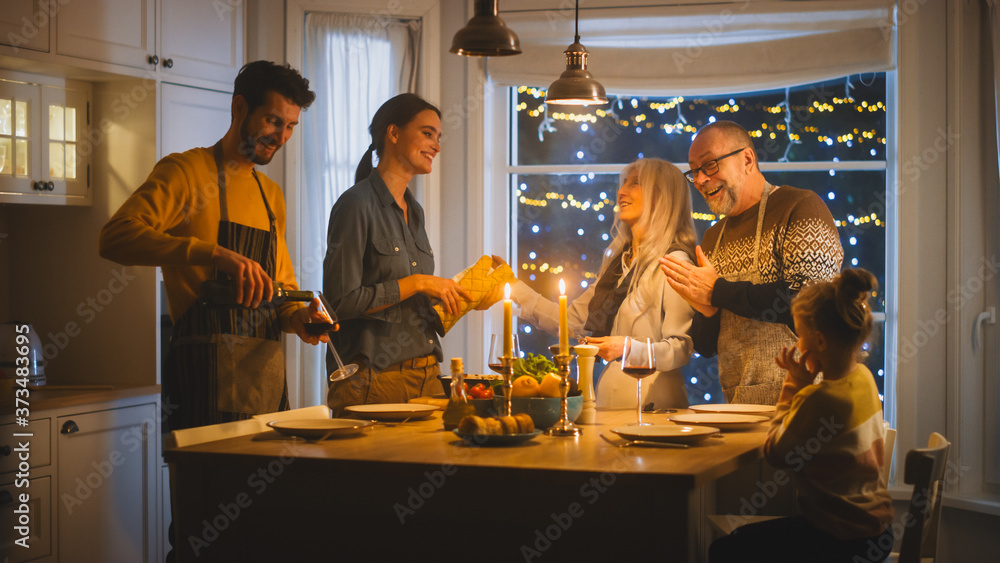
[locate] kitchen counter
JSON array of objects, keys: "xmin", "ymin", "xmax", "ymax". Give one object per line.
[
  {"xmin": 0, "ymin": 383, "xmax": 160, "ymax": 414},
  {"xmin": 165, "ymin": 408, "xmax": 766, "ymax": 562}
]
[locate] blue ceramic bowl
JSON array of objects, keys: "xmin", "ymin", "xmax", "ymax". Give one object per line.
[{"xmin": 493, "ymin": 394, "xmax": 583, "ymax": 430}]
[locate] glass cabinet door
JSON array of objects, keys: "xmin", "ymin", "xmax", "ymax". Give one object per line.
[{"xmin": 0, "ymin": 76, "xmax": 90, "ymax": 205}]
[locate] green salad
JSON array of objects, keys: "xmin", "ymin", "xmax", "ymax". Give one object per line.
[{"xmin": 511, "ymin": 353, "xmax": 557, "ymax": 383}]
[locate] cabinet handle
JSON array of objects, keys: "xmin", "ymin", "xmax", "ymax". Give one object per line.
[
  {"xmin": 148, "ymin": 54, "xmax": 159, "ymax": 65},
  {"xmin": 61, "ymin": 420, "xmax": 80, "ymax": 434},
  {"xmin": 47, "ymin": 181, "xmax": 55, "ymax": 191},
  {"xmin": 32, "ymin": 180, "xmax": 41, "ymax": 191},
  {"xmin": 0, "ymin": 445, "xmax": 10, "ymax": 456},
  {"xmin": 163, "ymin": 58, "xmax": 174, "ymax": 69}
]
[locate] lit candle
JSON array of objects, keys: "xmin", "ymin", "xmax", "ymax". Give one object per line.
[
  {"xmin": 503, "ymin": 283, "xmax": 513, "ymax": 359},
  {"xmin": 558, "ymin": 279, "xmax": 569, "ymax": 356}
]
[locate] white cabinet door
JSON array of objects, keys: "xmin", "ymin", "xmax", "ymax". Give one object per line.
[
  {"xmin": 0, "ymin": 0, "xmax": 50, "ymax": 53},
  {"xmin": 159, "ymin": 0, "xmax": 244, "ymax": 84},
  {"xmin": 56, "ymin": 404, "xmax": 157, "ymax": 563},
  {"xmin": 54, "ymin": 0, "xmax": 156, "ymax": 71},
  {"xmin": 0, "ymin": 476, "xmax": 53, "ymax": 562},
  {"xmin": 0, "ymin": 76, "xmax": 91, "ymax": 205},
  {"xmin": 159, "ymin": 82, "xmax": 232, "ymax": 158}
]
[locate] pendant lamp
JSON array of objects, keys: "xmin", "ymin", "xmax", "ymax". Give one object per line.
[
  {"xmin": 450, "ymin": 0, "xmax": 521, "ymax": 57},
  {"xmin": 544, "ymin": 0, "xmax": 608, "ymax": 106}
]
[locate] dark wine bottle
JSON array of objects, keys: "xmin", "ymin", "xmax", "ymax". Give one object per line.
[{"xmin": 200, "ymin": 280, "xmax": 314, "ymax": 306}]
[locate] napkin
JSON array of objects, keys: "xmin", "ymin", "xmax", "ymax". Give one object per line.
[{"xmin": 432, "ymin": 255, "xmax": 516, "ymax": 335}]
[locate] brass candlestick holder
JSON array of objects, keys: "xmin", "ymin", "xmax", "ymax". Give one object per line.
[
  {"xmin": 499, "ymin": 355, "xmax": 515, "ymax": 417},
  {"xmin": 547, "ymin": 352, "xmax": 581, "ymax": 436}
]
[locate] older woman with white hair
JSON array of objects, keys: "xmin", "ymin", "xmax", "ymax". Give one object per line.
[{"xmin": 509, "ymin": 157, "xmax": 697, "ymax": 409}]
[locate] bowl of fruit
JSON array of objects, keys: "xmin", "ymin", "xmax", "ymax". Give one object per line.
[
  {"xmin": 437, "ymin": 374, "xmax": 502, "ymax": 398},
  {"xmin": 494, "ymin": 373, "xmax": 582, "ymax": 430}
]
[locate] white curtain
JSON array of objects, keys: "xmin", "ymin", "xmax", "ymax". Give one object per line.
[
  {"xmin": 300, "ymin": 12, "xmax": 420, "ymax": 406},
  {"xmin": 489, "ymin": 0, "xmax": 895, "ymax": 94}
]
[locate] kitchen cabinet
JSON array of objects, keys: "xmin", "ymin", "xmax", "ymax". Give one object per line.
[
  {"xmin": 0, "ymin": 0, "xmax": 50, "ymax": 53},
  {"xmin": 0, "ymin": 71, "xmax": 91, "ymax": 205},
  {"xmin": 52, "ymin": 0, "xmax": 244, "ymax": 86},
  {"xmin": 0, "ymin": 387, "xmax": 160, "ymax": 563}
]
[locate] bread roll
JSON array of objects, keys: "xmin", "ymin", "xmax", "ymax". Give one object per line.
[
  {"xmin": 484, "ymin": 417, "xmax": 503, "ymax": 435},
  {"xmin": 498, "ymin": 416, "xmax": 520, "ymax": 435},
  {"xmin": 513, "ymin": 413, "xmax": 535, "ymax": 434},
  {"xmin": 457, "ymin": 415, "xmax": 486, "ymax": 434}
]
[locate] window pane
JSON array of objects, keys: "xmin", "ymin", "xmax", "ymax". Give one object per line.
[
  {"xmin": 0, "ymin": 99, "xmax": 10, "ymax": 136},
  {"xmin": 0, "ymin": 138, "xmax": 10, "ymax": 175},
  {"xmin": 15, "ymin": 139, "xmax": 27, "ymax": 176},
  {"xmin": 49, "ymin": 142, "xmax": 64, "ymax": 178},
  {"xmin": 509, "ymin": 74, "xmax": 888, "ymax": 407},
  {"xmin": 514, "ymin": 75, "xmax": 886, "ymax": 166},
  {"xmin": 65, "ymin": 107, "xmax": 76, "ymax": 142},
  {"xmin": 49, "ymin": 105, "xmax": 64, "ymax": 141},
  {"xmin": 66, "ymin": 143, "xmax": 76, "ymax": 180},
  {"xmin": 15, "ymin": 101, "xmax": 27, "ymax": 137}
]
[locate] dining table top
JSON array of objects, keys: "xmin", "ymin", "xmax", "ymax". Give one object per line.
[{"xmin": 165, "ymin": 406, "xmax": 769, "ymax": 489}]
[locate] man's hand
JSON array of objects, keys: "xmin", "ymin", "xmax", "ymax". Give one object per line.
[
  {"xmin": 585, "ymin": 335, "xmax": 627, "ymax": 362},
  {"xmin": 212, "ymin": 245, "xmax": 273, "ymax": 307},
  {"xmin": 290, "ymin": 298, "xmax": 333, "ymax": 345},
  {"xmin": 658, "ymin": 246, "xmax": 719, "ymax": 317}
]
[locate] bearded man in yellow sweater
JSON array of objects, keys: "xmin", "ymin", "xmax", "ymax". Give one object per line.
[{"xmin": 100, "ymin": 61, "xmax": 326, "ymax": 431}]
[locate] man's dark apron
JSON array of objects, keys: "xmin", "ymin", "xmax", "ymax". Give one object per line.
[
  {"xmin": 163, "ymin": 144, "xmax": 286, "ymax": 431},
  {"xmin": 712, "ymin": 184, "xmax": 795, "ymax": 405}
]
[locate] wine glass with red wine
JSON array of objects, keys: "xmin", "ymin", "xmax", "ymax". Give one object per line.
[{"xmin": 621, "ymin": 337, "xmax": 655, "ymax": 426}]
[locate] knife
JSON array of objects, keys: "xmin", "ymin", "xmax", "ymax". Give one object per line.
[{"xmin": 600, "ymin": 433, "xmax": 690, "ymax": 449}]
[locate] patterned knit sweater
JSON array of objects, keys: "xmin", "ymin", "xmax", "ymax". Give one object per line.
[
  {"xmin": 690, "ymin": 185, "xmax": 843, "ymax": 356},
  {"xmin": 764, "ymin": 363, "xmax": 894, "ymax": 539}
]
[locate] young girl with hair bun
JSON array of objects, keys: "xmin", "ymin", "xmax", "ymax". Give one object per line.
[{"xmin": 710, "ymin": 268, "xmax": 895, "ymax": 563}]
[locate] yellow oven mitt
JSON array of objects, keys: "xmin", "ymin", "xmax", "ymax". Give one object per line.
[{"xmin": 432, "ymin": 255, "xmax": 517, "ymax": 335}]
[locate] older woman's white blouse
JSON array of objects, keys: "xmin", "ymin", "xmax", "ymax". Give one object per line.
[{"xmin": 511, "ymin": 249, "xmax": 695, "ymax": 408}]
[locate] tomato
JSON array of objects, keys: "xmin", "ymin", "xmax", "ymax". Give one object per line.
[
  {"xmin": 469, "ymin": 383, "xmax": 487, "ymax": 399},
  {"xmin": 481, "ymin": 386, "xmax": 494, "ymax": 399}
]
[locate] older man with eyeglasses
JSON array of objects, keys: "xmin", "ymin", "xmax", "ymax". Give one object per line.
[{"xmin": 659, "ymin": 120, "xmax": 843, "ymax": 405}]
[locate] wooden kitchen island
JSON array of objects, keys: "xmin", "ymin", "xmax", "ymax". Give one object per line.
[{"xmin": 164, "ymin": 408, "xmax": 766, "ymax": 562}]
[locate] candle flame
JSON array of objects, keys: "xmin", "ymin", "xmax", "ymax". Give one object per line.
[
  {"xmin": 559, "ymin": 279, "xmax": 566, "ymax": 295},
  {"xmin": 504, "ymin": 282, "xmax": 511, "ymax": 300}
]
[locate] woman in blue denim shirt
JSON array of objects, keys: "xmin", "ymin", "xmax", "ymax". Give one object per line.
[{"xmin": 323, "ymin": 93, "xmax": 473, "ymax": 415}]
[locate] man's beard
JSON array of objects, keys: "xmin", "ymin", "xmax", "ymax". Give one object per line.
[
  {"xmin": 705, "ymin": 183, "xmax": 737, "ymax": 216},
  {"xmin": 238, "ymin": 119, "xmax": 277, "ymax": 165}
]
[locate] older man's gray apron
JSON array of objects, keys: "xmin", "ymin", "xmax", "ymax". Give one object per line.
[
  {"xmin": 712, "ymin": 185, "xmax": 795, "ymax": 405},
  {"xmin": 163, "ymin": 144, "xmax": 286, "ymax": 431}
]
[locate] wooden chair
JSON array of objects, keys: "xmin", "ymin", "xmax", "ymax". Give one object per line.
[
  {"xmin": 253, "ymin": 404, "xmax": 331, "ymax": 425},
  {"xmin": 887, "ymin": 432, "xmax": 951, "ymax": 563},
  {"xmin": 708, "ymin": 422, "xmax": 897, "ymax": 537}
]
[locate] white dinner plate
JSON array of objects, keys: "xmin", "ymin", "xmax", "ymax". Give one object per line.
[
  {"xmin": 267, "ymin": 419, "xmax": 374, "ymax": 440},
  {"xmin": 668, "ymin": 413, "xmax": 770, "ymax": 431},
  {"xmin": 689, "ymin": 404, "xmax": 777, "ymax": 417},
  {"xmin": 610, "ymin": 425, "xmax": 719, "ymax": 445},
  {"xmin": 345, "ymin": 403, "xmax": 440, "ymax": 421}
]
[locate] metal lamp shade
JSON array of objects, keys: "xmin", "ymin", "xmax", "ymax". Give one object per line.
[
  {"xmin": 544, "ymin": 41, "xmax": 608, "ymax": 106},
  {"xmin": 450, "ymin": 0, "xmax": 521, "ymax": 57}
]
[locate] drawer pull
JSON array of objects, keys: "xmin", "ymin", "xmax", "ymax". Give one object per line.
[{"xmin": 61, "ymin": 420, "xmax": 80, "ymax": 434}]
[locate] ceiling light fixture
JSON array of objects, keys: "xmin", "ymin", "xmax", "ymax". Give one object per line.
[
  {"xmin": 450, "ymin": 0, "xmax": 521, "ymax": 57},
  {"xmin": 544, "ymin": 0, "xmax": 608, "ymax": 106}
]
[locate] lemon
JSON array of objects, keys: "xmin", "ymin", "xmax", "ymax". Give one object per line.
[
  {"xmin": 538, "ymin": 372, "xmax": 562, "ymax": 398},
  {"xmin": 511, "ymin": 375, "xmax": 541, "ymax": 397}
]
